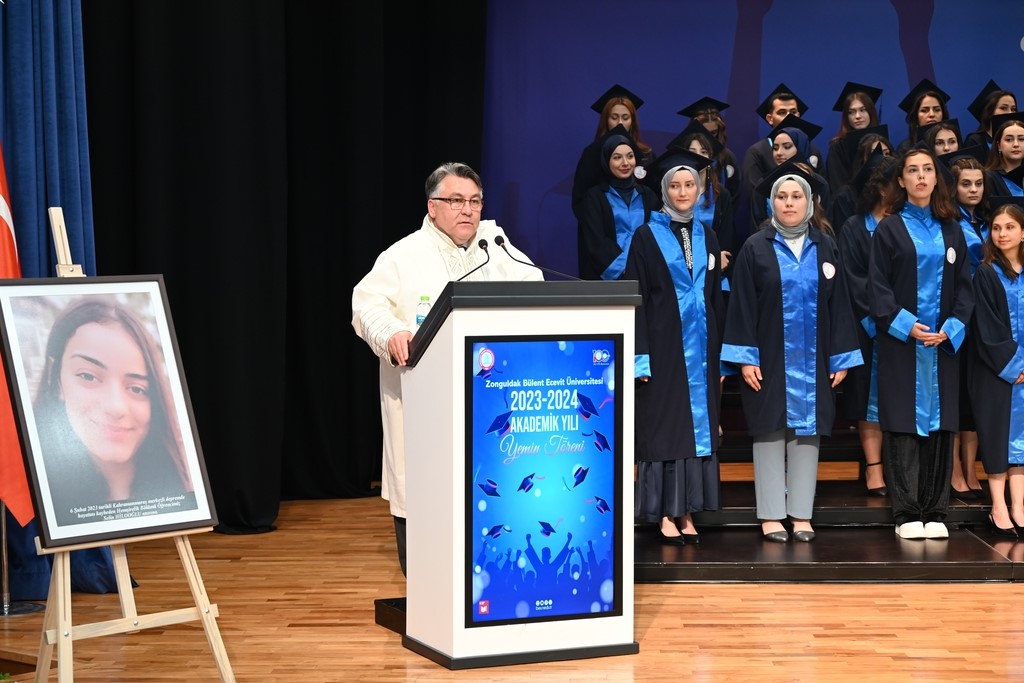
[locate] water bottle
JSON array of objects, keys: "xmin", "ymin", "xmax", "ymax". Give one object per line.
[{"xmin": 416, "ymin": 295, "xmax": 431, "ymax": 326}]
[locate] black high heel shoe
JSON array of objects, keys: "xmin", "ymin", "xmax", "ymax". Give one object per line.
[
  {"xmin": 989, "ymin": 514, "xmax": 1018, "ymax": 539},
  {"xmin": 864, "ymin": 462, "xmax": 887, "ymax": 497}
]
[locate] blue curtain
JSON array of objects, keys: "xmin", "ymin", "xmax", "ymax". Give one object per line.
[{"xmin": 1, "ymin": 0, "xmax": 113, "ymax": 600}]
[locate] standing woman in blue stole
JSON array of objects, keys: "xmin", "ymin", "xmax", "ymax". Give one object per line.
[
  {"xmin": 967, "ymin": 198, "xmax": 1024, "ymax": 536},
  {"xmin": 838, "ymin": 152, "xmax": 900, "ymax": 497},
  {"xmin": 985, "ymin": 114, "xmax": 1024, "ymax": 199},
  {"xmin": 625, "ymin": 148, "xmax": 724, "ymax": 545},
  {"xmin": 577, "ymin": 125, "xmax": 660, "ymax": 280},
  {"xmin": 722, "ymin": 162, "xmax": 863, "ymax": 543},
  {"xmin": 868, "ymin": 145, "xmax": 974, "ymax": 540},
  {"xmin": 945, "ymin": 150, "xmax": 992, "ymax": 499}
]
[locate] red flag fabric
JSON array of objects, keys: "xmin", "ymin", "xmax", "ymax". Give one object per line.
[{"xmin": 0, "ymin": 143, "xmax": 34, "ymax": 526}]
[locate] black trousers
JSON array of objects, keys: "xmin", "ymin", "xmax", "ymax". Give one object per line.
[{"xmin": 882, "ymin": 430, "xmax": 954, "ymax": 525}]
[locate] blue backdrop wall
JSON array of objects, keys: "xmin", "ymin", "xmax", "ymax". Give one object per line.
[{"xmin": 481, "ymin": 0, "xmax": 1024, "ymax": 276}]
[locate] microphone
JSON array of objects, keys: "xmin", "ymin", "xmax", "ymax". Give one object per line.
[
  {"xmin": 494, "ymin": 235, "xmax": 582, "ymax": 281},
  {"xmin": 455, "ymin": 239, "xmax": 491, "ymax": 281}
]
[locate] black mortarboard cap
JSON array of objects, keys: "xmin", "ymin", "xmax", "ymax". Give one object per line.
[
  {"xmin": 919, "ymin": 118, "xmax": 962, "ymax": 145},
  {"xmin": 518, "ymin": 473, "xmax": 536, "ymax": 493},
  {"xmin": 967, "ymin": 79, "xmax": 1003, "ymax": 122},
  {"xmin": 851, "ymin": 145, "xmax": 889, "ymax": 195},
  {"xmin": 832, "ymin": 81, "xmax": 883, "ymax": 112},
  {"xmin": 988, "ymin": 112, "xmax": 1024, "ymax": 137},
  {"xmin": 756, "ymin": 82, "xmax": 809, "ymax": 119},
  {"xmin": 538, "ymin": 521, "xmax": 557, "ymax": 537},
  {"xmin": 897, "ymin": 78, "xmax": 951, "ymax": 113},
  {"xmin": 677, "ymin": 95, "xmax": 730, "ymax": 118},
  {"xmin": 478, "ymin": 478, "xmax": 500, "ymax": 497},
  {"xmin": 665, "ymin": 118, "xmax": 725, "ymax": 158},
  {"xmin": 938, "ymin": 144, "xmax": 987, "ymax": 167},
  {"xmin": 754, "ymin": 159, "xmax": 827, "ymax": 198},
  {"xmin": 988, "ymin": 195, "xmax": 1024, "ymax": 211},
  {"xmin": 591, "ymin": 429, "xmax": 611, "ymax": 452},
  {"xmin": 594, "ymin": 496, "xmax": 611, "ymax": 514},
  {"xmin": 576, "ymin": 392, "xmax": 599, "ymax": 419},
  {"xmin": 844, "ymin": 123, "xmax": 891, "ymax": 157},
  {"xmin": 644, "ymin": 147, "xmax": 713, "ymax": 193},
  {"xmin": 590, "ymin": 83, "xmax": 644, "ymax": 113},
  {"xmin": 768, "ymin": 114, "xmax": 823, "ymax": 143}
]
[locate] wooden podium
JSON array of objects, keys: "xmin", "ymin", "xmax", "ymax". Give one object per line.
[{"xmin": 401, "ymin": 280, "xmax": 641, "ymax": 669}]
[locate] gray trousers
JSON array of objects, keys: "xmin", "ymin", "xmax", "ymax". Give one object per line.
[{"xmin": 752, "ymin": 428, "xmax": 820, "ymax": 521}]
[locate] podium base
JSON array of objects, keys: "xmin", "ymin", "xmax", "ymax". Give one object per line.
[
  {"xmin": 374, "ymin": 596, "xmax": 406, "ymax": 635},
  {"xmin": 402, "ymin": 635, "xmax": 639, "ymax": 670}
]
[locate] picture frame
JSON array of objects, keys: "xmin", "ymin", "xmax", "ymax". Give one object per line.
[{"xmin": 0, "ymin": 275, "xmax": 217, "ymax": 548}]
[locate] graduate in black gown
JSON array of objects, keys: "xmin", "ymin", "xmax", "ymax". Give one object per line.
[
  {"xmin": 577, "ymin": 125, "xmax": 660, "ymax": 280},
  {"xmin": 571, "ymin": 84, "xmax": 654, "ymax": 221},
  {"xmin": 722, "ymin": 161, "xmax": 862, "ymax": 543},
  {"xmin": 985, "ymin": 113, "xmax": 1024, "ymax": 198},
  {"xmin": 895, "ymin": 78, "xmax": 951, "ymax": 155},
  {"xmin": 964, "ymin": 80, "xmax": 1018, "ymax": 151},
  {"xmin": 825, "ymin": 82, "xmax": 883, "ymax": 197},
  {"xmin": 625, "ymin": 148, "xmax": 724, "ymax": 545},
  {"xmin": 749, "ymin": 114, "xmax": 827, "ymax": 229},
  {"xmin": 942, "ymin": 147, "xmax": 992, "ymax": 500},
  {"xmin": 666, "ymin": 119, "xmax": 737, "ymax": 293},
  {"xmin": 741, "ymin": 83, "xmax": 823, "ymax": 212},
  {"xmin": 967, "ymin": 198, "xmax": 1024, "ymax": 536},
  {"xmin": 677, "ymin": 96, "xmax": 741, "ymax": 214},
  {"xmin": 838, "ymin": 151, "xmax": 899, "ymax": 498},
  {"xmin": 829, "ymin": 127, "xmax": 892, "ymax": 233},
  {"xmin": 867, "ymin": 144, "xmax": 974, "ymax": 540}
]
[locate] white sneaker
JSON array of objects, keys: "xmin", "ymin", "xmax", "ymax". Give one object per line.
[
  {"xmin": 924, "ymin": 521, "xmax": 949, "ymax": 539},
  {"xmin": 895, "ymin": 521, "xmax": 926, "ymax": 539}
]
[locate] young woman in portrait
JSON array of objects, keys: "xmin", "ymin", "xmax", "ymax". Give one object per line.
[
  {"xmin": 826, "ymin": 82, "xmax": 882, "ymax": 195},
  {"xmin": 964, "ymin": 80, "xmax": 1018, "ymax": 150},
  {"xmin": 33, "ymin": 298, "xmax": 193, "ymax": 526}
]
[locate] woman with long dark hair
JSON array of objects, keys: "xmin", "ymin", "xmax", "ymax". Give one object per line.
[{"xmin": 868, "ymin": 145, "xmax": 974, "ymax": 540}]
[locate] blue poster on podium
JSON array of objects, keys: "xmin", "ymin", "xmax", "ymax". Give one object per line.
[{"xmin": 465, "ymin": 335, "xmax": 623, "ymax": 627}]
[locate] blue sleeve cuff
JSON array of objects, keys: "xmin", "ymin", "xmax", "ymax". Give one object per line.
[
  {"xmin": 830, "ymin": 349, "xmax": 864, "ymax": 373},
  {"xmin": 721, "ymin": 343, "xmax": 759, "ymax": 366},
  {"xmin": 940, "ymin": 317, "xmax": 967, "ymax": 354},
  {"xmin": 888, "ymin": 308, "xmax": 917, "ymax": 342},
  {"xmin": 635, "ymin": 354, "xmax": 651, "ymax": 379},
  {"xmin": 998, "ymin": 347, "xmax": 1024, "ymax": 383},
  {"xmin": 860, "ymin": 315, "xmax": 876, "ymax": 339}
]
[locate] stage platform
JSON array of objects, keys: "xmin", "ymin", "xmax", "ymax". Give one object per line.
[{"xmin": 635, "ymin": 479, "xmax": 1016, "ymax": 583}]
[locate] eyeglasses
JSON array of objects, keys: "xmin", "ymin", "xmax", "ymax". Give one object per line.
[{"xmin": 431, "ymin": 197, "xmax": 484, "ymax": 212}]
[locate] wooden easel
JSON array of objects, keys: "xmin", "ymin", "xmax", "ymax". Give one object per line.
[{"xmin": 33, "ymin": 209, "xmax": 235, "ymax": 682}]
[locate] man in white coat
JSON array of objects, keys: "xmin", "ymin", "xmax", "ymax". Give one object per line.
[{"xmin": 352, "ymin": 161, "xmax": 543, "ymax": 575}]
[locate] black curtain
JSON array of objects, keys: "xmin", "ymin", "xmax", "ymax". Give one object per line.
[{"xmin": 80, "ymin": 1, "xmax": 487, "ymax": 532}]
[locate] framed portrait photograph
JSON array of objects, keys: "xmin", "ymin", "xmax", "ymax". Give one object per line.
[{"xmin": 0, "ymin": 275, "xmax": 217, "ymax": 548}]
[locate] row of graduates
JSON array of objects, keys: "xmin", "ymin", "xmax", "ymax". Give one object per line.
[
  {"xmin": 572, "ymin": 78, "xmax": 1024, "ymax": 265},
  {"xmin": 594, "ymin": 134, "xmax": 1024, "ymax": 543}
]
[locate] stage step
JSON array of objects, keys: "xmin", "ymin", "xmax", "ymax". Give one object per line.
[{"xmin": 635, "ymin": 480, "xmax": 1010, "ymax": 583}]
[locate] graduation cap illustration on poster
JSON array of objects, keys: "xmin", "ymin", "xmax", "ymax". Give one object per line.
[
  {"xmin": 576, "ymin": 392, "xmax": 600, "ymax": 419},
  {"xmin": 563, "ymin": 465, "xmax": 590, "ymax": 490},
  {"xmin": 518, "ymin": 473, "xmax": 536, "ymax": 493},
  {"xmin": 538, "ymin": 521, "xmax": 558, "ymax": 537},
  {"xmin": 478, "ymin": 478, "xmax": 501, "ymax": 497},
  {"xmin": 587, "ymin": 430, "xmax": 611, "ymax": 452},
  {"xmin": 486, "ymin": 410, "xmax": 513, "ymax": 436},
  {"xmin": 485, "ymin": 524, "xmax": 510, "ymax": 539},
  {"xmin": 594, "ymin": 496, "xmax": 610, "ymax": 514}
]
